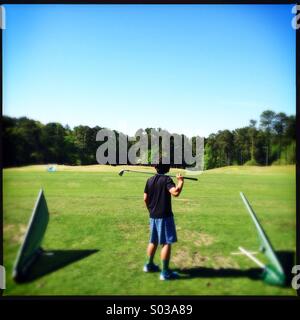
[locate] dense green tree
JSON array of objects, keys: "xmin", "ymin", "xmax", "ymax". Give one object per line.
[
  {"xmin": 40, "ymin": 123, "xmax": 67, "ymax": 163},
  {"xmin": 248, "ymin": 120, "xmax": 257, "ymax": 163},
  {"xmin": 259, "ymin": 110, "xmax": 277, "ymax": 165},
  {"xmin": 233, "ymin": 127, "xmax": 251, "ymax": 165}
]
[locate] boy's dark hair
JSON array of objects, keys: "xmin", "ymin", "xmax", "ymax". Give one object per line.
[{"xmin": 154, "ymin": 163, "xmax": 170, "ymax": 174}]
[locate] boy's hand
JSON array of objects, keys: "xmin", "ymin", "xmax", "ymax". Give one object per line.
[{"xmin": 176, "ymin": 173, "xmax": 184, "ymax": 182}]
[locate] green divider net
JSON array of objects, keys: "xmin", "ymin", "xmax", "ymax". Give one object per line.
[
  {"xmin": 13, "ymin": 189, "xmax": 49, "ymax": 282},
  {"xmin": 240, "ymin": 192, "xmax": 286, "ymax": 286}
]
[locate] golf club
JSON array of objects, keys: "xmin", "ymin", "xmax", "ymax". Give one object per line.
[{"xmin": 118, "ymin": 169, "xmax": 199, "ymax": 181}]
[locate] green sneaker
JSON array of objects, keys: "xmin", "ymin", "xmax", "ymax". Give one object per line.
[{"xmin": 143, "ymin": 263, "xmax": 160, "ymax": 273}]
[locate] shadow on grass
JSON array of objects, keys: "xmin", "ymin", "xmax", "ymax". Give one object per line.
[
  {"xmin": 174, "ymin": 251, "xmax": 295, "ymax": 287},
  {"xmin": 174, "ymin": 267, "xmax": 262, "ymax": 281},
  {"xmin": 17, "ymin": 249, "xmax": 99, "ymax": 283},
  {"xmin": 276, "ymin": 250, "xmax": 295, "ymax": 285}
]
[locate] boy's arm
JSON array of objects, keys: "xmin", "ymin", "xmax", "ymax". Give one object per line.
[
  {"xmin": 144, "ymin": 180, "xmax": 149, "ymax": 208},
  {"xmin": 169, "ymin": 174, "xmax": 184, "ymax": 197},
  {"xmin": 144, "ymin": 192, "xmax": 149, "ymax": 207}
]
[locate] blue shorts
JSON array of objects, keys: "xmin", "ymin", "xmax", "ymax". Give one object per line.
[{"xmin": 149, "ymin": 216, "xmax": 177, "ymax": 245}]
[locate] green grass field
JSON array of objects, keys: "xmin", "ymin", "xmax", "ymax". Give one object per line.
[{"xmin": 3, "ymin": 165, "xmax": 296, "ymax": 295}]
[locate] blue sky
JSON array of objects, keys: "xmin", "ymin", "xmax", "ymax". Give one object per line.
[{"xmin": 3, "ymin": 4, "xmax": 296, "ymax": 137}]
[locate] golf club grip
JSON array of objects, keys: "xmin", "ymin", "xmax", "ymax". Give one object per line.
[
  {"xmin": 169, "ymin": 175, "xmax": 198, "ymax": 181},
  {"xmin": 182, "ymin": 177, "xmax": 198, "ymax": 181}
]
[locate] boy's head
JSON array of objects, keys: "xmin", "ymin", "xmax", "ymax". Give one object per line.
[{"xmin": 154, "ymin": 163, "xmax": 170, "ymax": 174}]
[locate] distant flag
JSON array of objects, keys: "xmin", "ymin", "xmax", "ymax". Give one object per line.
[{"xmin": 47, "ymin": 164, "xmax": 57, "ymax": 172}]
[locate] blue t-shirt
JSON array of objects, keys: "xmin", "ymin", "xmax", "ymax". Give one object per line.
[{"xmin": 144, "ymin": 174, "xmax": 176, "ymax": 218}]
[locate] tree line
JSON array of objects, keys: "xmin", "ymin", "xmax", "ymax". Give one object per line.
[
  {"xmin": 204, "ymin": 110, "xmax": 296, "ymax": 169},
  {"xmin": 2, "ymin": 109, "xmax": 296, "ymax": 169}
]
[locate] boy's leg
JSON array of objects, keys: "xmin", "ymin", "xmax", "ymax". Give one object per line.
[
  {"xmin": 144, "ymin": 243, "xmax": 160, "ymax": 272},
  {"xmin": 147, "ymin": 243, "xmax": 158, "ymax": 264},
  {"xmin": 159, "ymin": 217, "xmax": 179, "ymax": 280},
  {"xmin": 144, "ymin": 219, "xmax": 160, "ymax": 272},
  {"xmin": 161, "ymin": 244, "xmax": 171, "ymax": 272}
]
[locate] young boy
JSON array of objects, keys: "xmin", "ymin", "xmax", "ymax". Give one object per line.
[{"xmin": 143, "ymin": 163, "xmax": 184, "ymax": 280}]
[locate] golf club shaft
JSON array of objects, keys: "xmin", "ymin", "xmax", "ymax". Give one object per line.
[{"xmin": 124, "ymin": 170, "xmax": 198, "ymax": 181}]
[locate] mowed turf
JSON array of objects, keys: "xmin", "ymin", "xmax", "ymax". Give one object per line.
[{"xmin": 3, "ymin": 165, "xmax": 296, "ymax": 295}]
